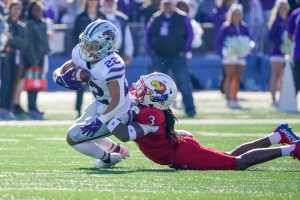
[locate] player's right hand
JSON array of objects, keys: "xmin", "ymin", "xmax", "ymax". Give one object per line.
[{"xmin": 54, "ymin": 68, "xmax": 83, "ymax": 90}]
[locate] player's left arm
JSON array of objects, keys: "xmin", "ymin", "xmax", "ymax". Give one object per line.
[
  {"xmin": 52, "ymin": 60, "xmax": 82, "ymax": 90},
  {"xmin": 52, "ymin": 60, "xmax": 75, "ymax": 78},
  {"xmin": 81, "ymin": 79, "xmax": 127, "ymax": 135},
  {"xmin": 287, "ymin": 12, "xmax": 297, "ymax": 41},
  {"xmin": 97, "ymin": 80, "xmax": 124, "ymax": 124},
  {"xmin": 106, "ymin": 118, "xmax": 159, "ymax": 142}
]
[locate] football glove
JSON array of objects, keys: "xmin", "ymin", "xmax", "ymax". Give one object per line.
[
  {"xmin": 55, "ymin": 68, "xmax": 83, "ymax": 90},
  {"xmin": 80, "ymin": 118, "xmax": 103, "ymax": 137}
]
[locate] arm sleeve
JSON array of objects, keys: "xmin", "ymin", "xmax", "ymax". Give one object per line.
[
  {"xmin": 9, "ymin": 24, "xmax": 27, "ymax": 50},
  {"xmin": 99, "ymin": 76, "xmax": 127, "ymax": 124},
  {"xmin": 287, "ymin": 11, "xmax": 297, "ymax": 35},
  {"xmin": 183, "ymin": 16, "xmax": 194, "ymax": 53},
  {"xmin": 145, "ymin": 17, "xmax": 154, "ymax": 53},
  {"xmin": 217, "ymin": 25, "xmax": 227, "ymax": 55},
  {"xmin": 106, "ymin": 56, "xmax": 126, "ymax": 82},
  {"xmin": 71, "ymin": 45, "xmax": 85, "ymax": 67}
]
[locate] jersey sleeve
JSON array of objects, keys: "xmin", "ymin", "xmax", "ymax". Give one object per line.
[
  {"xmin": 287, "ymin": 12, "xmax": 297, "ymax": 35},
  {"xmin": 135, "ymin": 107, "xmax": 165, "ymax": 126},
  {"xmin": 105, "ymin": 55, "xmax": 126, "ymax": 82},
  {"xmin": 71, "ymin": 45, "xmax": 85, "ymax": 68}
]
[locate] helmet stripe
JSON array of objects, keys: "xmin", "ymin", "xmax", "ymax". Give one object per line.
[
  {"xmin": 89, "ymin": 22, "xmax": 106, "ymax": 37},
  {"xmin": 85, "ymin": 21, "xmax": 98, "ymax": 36}
]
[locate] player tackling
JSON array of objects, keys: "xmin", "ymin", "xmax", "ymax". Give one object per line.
[
  {"xmin": 52, "ymin": 20, "xmax": 155, "ymax": 168},
  {"xmin": 107, "ymin": 72, "xmax": 300, "ymax": 170}
]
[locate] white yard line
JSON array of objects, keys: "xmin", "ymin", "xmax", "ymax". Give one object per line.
[
  {"xmin": 0, "ymin": 139, "xmax": 19, "ymax": 142},
  {"xmin": 177, "ymin": 119, "xmax": 300, "ymax": 125},
  {"xmin": 35, "ymin": 138, "xmax": 65, "ymax": 141},
  {"xmin": 1, "ymin": 119, "xmax": 300, "ymax": 126}
]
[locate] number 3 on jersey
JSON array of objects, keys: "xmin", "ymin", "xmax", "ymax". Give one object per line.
[{"xmin": 149, "ymin": 116, "xmax": 155, "ymax": 125}]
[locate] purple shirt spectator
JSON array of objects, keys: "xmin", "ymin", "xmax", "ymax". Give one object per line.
[
  {"xmin": 145, "ymin": 14, "xmax": 193, "ymax": 55},
  {"xmin": 287, "ymin": 7, "xmax": 300, "ymax": 61},
  {"xmin": 213, "ymin": 6, "xmax": 228, "ymax": 52},
  {"xmin": 259, "ymin": 0, "xmax": 275, "ymax": 11},
  {"xmin": 217, "ymin": 23, "xmax": 250, "ymax": 55},
  {"xmin": 117, "ymin": 0, "xmax": 135, "ymax": 18},
  {"xmin": 269, "ymin": 16, "xmax": 288, "ymax": 56}
]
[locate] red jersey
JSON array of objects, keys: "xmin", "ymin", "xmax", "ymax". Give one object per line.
[
  {"xmin": 134, "ymin": 107, "xmax": 180, "ymax": 165},
  {"xmin": 134, "ymin": 107, "xmax": 237, "ymax": 170}
]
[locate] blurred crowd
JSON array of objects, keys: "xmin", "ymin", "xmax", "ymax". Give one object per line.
[{"xmin": 0, "ymin": 0, "xmax": 300, "ymax": 120}]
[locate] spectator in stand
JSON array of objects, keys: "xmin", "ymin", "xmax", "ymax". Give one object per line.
[
  {"xmin": 131, "ymin": 0, "xmax": 144, "ymax": 22},
  {"xmin": 288, "ymin": 0, "xmax": 300, "ymax": 13},
  {"xmin": 218, "ymin": 3, "xmax": 251, "ymax": 109},
  {"xmin": 260, "ymin": 0, "xmax": 276, "ymax": 54},
  {"xmin": 176, "ymin": 0, "xmax": 203, "ymax": 50},
  {"xmin": 0, "ymin": 0, "xmax": 6, "ymax": 16},
  {"xmin": 194, "ymin": 0, "xmax": 216, "ymax": 23},
  {"xmin": 99, "ymin": 0, "xmax": 134, "ymax": 65},
  {"xmin": 268, "ymin": 0, "xmax": 290, "ymax": 107},
  {"xmin": 287, "ymin": 7, "xmax": 300, "ymax": 96},
  {"xmin": 212, "ymin": 0, "xmax": 236, "ymax": 94},
  {"xmin": 117, "ymin": 0, "xmax": 135, "ymax": 21},
  {"xmin": 19, "ymin": 0, "xmax": 30, "ymax": 21},
  {"xmin": 213, "ymin": 0, "xmax": 236, "ymax": 53},
  {"xmin": 59, "ymin": 0, "xmax": 83, "ymax": 28},
  {"xmin": 23, "ymin": 0, "xmax": 50, "ymax": 120},
  {"xmin": 0, "ymin": 13, "xmax": 9, "ymax": 119},
  {"xmin": 0, "ymin": 0, "xmax": 9, "ymax": 16},
  {"xmin": 140, "ymin": 0, "xmax": 161, "ymax": 25},
  {"xmin": 260, "ymin": 0, "xmax": 276, "ymax": 14},
  {"xmin": 0, "ymin": 1, "xmax": 27, "ymax": 120},
  {"xmin": 72, "ymin": 0, "xmax": 101, "ymax": 117},
  {"xmin": 145, "ymin": 0, "xmax": 196, "ymax": 117}
]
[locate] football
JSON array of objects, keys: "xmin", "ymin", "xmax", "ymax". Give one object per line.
[{"xmin": 71, "ymin": 67, "xmax": 90, "ymax": 83}]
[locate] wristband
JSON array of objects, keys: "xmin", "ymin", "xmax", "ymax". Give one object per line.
[
  {"xmin": 98, "ymin": 114, "xmax": 109, "ymax": 124},
  {"xmin": 106, "ymin": 118, "xmax": 121, "ymax": 132}
]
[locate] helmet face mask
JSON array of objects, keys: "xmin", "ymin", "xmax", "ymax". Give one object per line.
[
  {"xmin": 131, "ymin": 72, "xmax": 178, "ymax": 110},
  {"xmin": 79, "ymin": 20, "xmax": 118, "ymax": 62},
  {"xmin": 131, "ymin": 77, "xmax": 154, "ymax": 104},
  {"xmin": 79, "ymin": 36, "xmax": 101, "ymax": 61}
]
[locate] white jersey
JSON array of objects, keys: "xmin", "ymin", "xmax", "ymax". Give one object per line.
[{"xmin": 71, "ymin": 45, "xmax": 131, "ymax": 122}]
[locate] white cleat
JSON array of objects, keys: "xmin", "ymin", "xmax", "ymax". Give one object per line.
[{"xmin": 94, "ymin": 153, "xmax": 122, "ymax": 168}]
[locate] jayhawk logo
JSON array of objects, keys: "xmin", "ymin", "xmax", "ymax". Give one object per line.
[
  {"xmin": 151, "ymin": 80, "xmax": 166, "ymax": 94},
  {"xmin": 150, "ymin": 80, "xmax": 169, "ymax": 105}
]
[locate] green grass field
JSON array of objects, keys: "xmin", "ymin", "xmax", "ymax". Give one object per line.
[{"xmin": 1, "ymin": 91, "xmax": 300, "ymax": 199}]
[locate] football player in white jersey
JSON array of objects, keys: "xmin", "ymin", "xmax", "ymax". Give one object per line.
[{"xmin": 52, "ymin": 20, "xmax": 138, "ymax": 168}]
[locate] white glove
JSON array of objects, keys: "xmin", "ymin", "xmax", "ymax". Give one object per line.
[
  {"xmin": 139, "ymin": 124, "xmax": 159, "ymax": 134},
  {"xmin": 176, "ymin": 129, "xmax": 193, "ymax": 138}
]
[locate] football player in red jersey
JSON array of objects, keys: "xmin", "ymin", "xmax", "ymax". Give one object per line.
[{"xmin": 109, "ymin": 72, "xmax": 300, "ymax": 170}]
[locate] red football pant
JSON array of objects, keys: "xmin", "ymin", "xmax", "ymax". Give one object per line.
[{"xmin": 171, "ymin": 137, "xmax": 237, "ymax": 170}]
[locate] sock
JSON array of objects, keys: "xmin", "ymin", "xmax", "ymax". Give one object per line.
[
  {"xmin": 113, "ymin": 144, "xmax": 121, "ymax": 153},
  {"xmin": 72, "ymin": 140, "xmax": 106, "ymax": 159},
  {"xmin": 268, "ymin": 132, "xmax": 282, "ymax": 145},
  {"xmin": 281, "ymin": 144, "xmax": 296, "ymax": 156},
  {"xmin": 101, "ymin": 152, "xmax": 111, "ymax": 163},
  {"xmin": 94, "ymin": 137, "xmax": 118, "ymax": 153}
]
